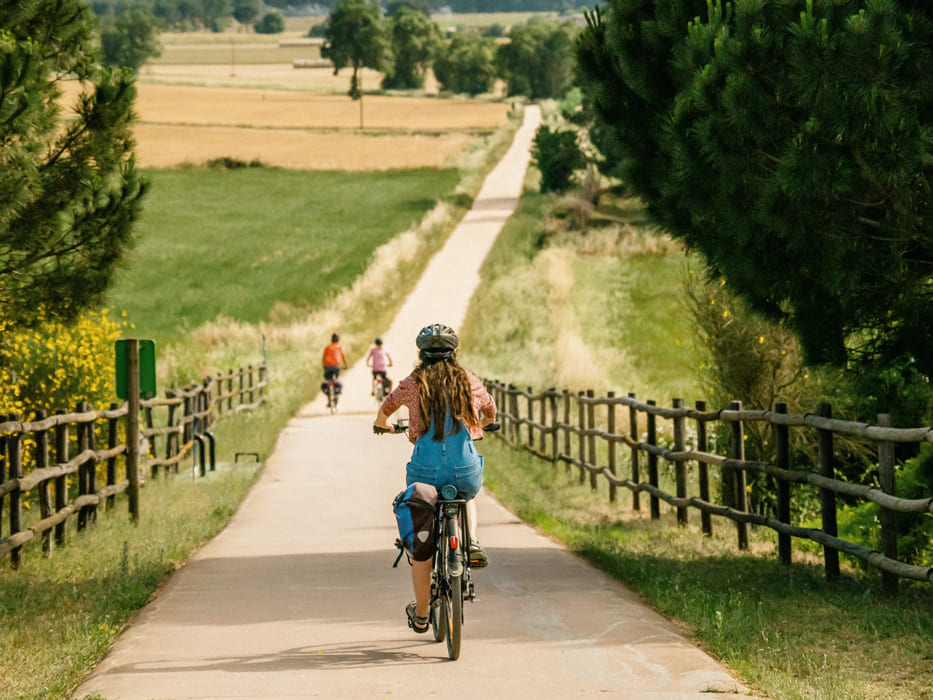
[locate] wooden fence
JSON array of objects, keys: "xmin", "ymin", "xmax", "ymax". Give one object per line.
[
  {"xmin": 485, "ymin": 380, "xmax": 933, "ymax": 594},
  {"xmin": 0, "ymin": 363, "xmax": 267, "ymax": 568}
]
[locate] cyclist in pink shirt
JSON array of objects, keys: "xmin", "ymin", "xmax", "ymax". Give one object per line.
[{"xmin": 366, "ymin": 338, "xmax": 393, "ymax": 394}]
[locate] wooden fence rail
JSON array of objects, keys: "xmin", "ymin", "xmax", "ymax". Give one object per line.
[
  {"xmin": 0, "ymin": 362, "xmax": 268, "ymax": 568},
  {"xmin": 485, "ymin": 380, "xmax": 933, "ymax": 595}
]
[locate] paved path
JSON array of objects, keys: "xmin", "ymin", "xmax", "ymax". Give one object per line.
[{"xmin": 74, "ymin": 106, "xmax": 753, "ymax": 700}]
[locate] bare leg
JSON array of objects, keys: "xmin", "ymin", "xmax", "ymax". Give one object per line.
[
  {"xmin": 411, "ymin": 559, "xmax": 432, "ymax": 618},
  {"xmin": 467, "ymin": 499, "xmax": 479, "ymax": 543}
]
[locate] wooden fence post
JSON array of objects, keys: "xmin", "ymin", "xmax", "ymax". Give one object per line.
[
  {"xmin": 0, "ymin": 418, "xmax": 6, "ymax": 539},
  {"xmin": 673, "ymin": 398, "xmax": 687, "ymax": 526},
  {"xmin": 695, "ymin": 400, "xmax": 711, "ymax": 536},
  {"xmin": 526, "ymin": 386, "xmax": 534, "ymax": 448},
  {"xmin": 607, "ymin": 392, "xmax": 617, "ymax": 504},
  {"xmin": 227, "ymin": 369, "xmax": 234, "ymax": 411},
  {"xmin": 817, "ymin": 402, "xmax": 839, "ymax": 580},
  {"xmin": 549, "ymin": 390, "xmax": 559, "ymax": 464},
  {"xmin": 77, "ymin": 402, "xmax": 90, "ymax": 532},
  {"xmin": 729, "ymin": 400, "xmax": 749, "ymax": 550},
  {"xmin": 562, "ymin": 391, "xmax": 571, "ymax": 473},
  {"xmin": 239, "ymin": 368, "xmax": 245, "ymax": 407},
  {"xmin": 86, "ymin": 404, "xmax": 98, "ymax": 525},
  {"xmin": 164, "ymin": 389, "xmax": 177, "ymax": 477},
  {"xmin": 775, "ymin": 403, "xmax": 791, "ymax": 565},
  {"xmin": 647, "ymin": 400, "xmax": 659, "ymax": 519},
  {"xmin": 539, "ymin": 389, "xmax": 549, "ymax": 456},
  {"xmin": 126, "ymin": 339, "xmax": 141, "ymax": 522},
  {"xmin": 877, "ymin": 413, "xmax": 898, "ymax": 596},
  {"xmin": 510, "ymin": 385, "xmax": 520, "ymax": 445},
  {"xmin": 629, "ymin": 392, "xmax": 640, "ymax": 511},
  {"xmin": 248, "ymin": 364, "xmax": 255, "ymax": 405},
  {"xmin": 577, "ymin": 392, "xmax": 586, "ymax": 486},
  {"xmin": 8, "ymin": 414, "xmax": 22, "ymax": 568},
  {"xmin": 107, "ymin": 402, "xmax": 119, "ymax": 510},
  {"xmin": 35, "ymin": 410, "xmax": 52, "ymax": 555},
  {"xmin": 587, "ymin": 390, "xmax": 597, "ymax": 491},
  {"xmin": 54, "ymin": 416, "xmax": 69, "ymax": 547}
]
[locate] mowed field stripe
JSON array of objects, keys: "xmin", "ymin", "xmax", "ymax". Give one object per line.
[
  {"xmin": 133, "ymin": 123, "xmax": 477, "ymax": 169},
  {"xmin": 59, "ymin": 79, "xmax": 510, "ymax": 168}
]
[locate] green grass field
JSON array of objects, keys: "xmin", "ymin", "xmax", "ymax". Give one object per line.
[{"xmin": 108, "ymin": 167, "xmax": 461, "ymax": 344}]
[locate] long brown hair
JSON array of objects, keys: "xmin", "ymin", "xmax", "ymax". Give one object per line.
[{"xmin": 412, "ymin": 352, "xmax": 480, "ymax": 441}]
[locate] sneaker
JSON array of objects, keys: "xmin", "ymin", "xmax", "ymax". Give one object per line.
[{"xmin": 469, "ymin": 542, "xmax": 488, "ymax": 569}]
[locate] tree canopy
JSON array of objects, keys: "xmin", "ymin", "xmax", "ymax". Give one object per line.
[
  {"xmin": 496, "ymin": 20, "xmax": 578, "ymax": 99},
  {"xmin": 433, "ymin": 32, "xmax": 497, "ymax": 96},
  {"xmin": 320, "ymin": 0, "xmax": 391, "ymax": 100},
  {"xmin": 0, "ymin": 0, "xmax": 146, "ymax": 330},
  {"xmin": 382, "ymin": 6, "xmax": 441, "ymax": 90},
  {"xmin": 577, "ymin": 0, "xmax": 933, "ymax": 379},
  {"xmin": 99, "ymin": 6, "xmax": 163, "ymax": 71}
]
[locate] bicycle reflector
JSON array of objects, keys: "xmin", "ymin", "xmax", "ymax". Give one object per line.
[
  {"xmin": 449, "ymin": 536, "xmax": 459, "ymax": 550},
  {"xmin": 441, "ymin": 484, "xmax": 458, "ymax": 500}
]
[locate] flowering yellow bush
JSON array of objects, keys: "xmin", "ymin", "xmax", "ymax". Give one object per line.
[{"xmin": 0, "ymin": 308, "xmax": 125, "ymax": 417}]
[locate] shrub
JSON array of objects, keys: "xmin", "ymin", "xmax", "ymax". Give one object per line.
[
  {"xmin": 254, "ymin": 11, "xmax": 284, "ymax": 34},
  {"xmin": 0, "ymin": 308, "xmax": 125, "ymax": 417},
  {"xmin": 531, "ymin": 125, "xmax": 583, "ymax": 194}
]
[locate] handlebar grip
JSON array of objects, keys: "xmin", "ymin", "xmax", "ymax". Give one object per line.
[
  {"xmin": 483, "ymin": 421, "xmax": 501, "ymax": 432},
  {"xmin": 373, "ymin": 425, "xmax": 393, "ymax": 434}
]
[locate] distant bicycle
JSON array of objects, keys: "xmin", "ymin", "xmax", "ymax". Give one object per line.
[
  {"xmin": 325, "ymin": 379, "xmax": 338, "ymax": 413},
  {"xmin": 373, "ymin": 375, "xmax": 386, "ymax": 404}
]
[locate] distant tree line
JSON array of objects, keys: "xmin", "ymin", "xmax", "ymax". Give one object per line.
[{"xmin": 87, "ymin": 0, "xmax": 582, "ymax": 29}]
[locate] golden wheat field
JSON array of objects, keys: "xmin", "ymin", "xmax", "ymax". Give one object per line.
[{"xmin": 59, "ymin": 64, "xmax": 510, "ymax": 169}]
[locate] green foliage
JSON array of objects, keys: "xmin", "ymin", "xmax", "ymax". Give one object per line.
[
  {"xmin": 0, "ymin": 0, "xmax": 147, "ymax": 334},
  {"xmin": 232, "ymin": 0, "xmax": 260, "ymax": 25},
  {"xmin": 320, "ymin": 0, "xmax": 391, "ymax": 99},
  {"xmin": 253, "ymin": 10, "xmax": 284, "ymax": 34},
  {"xmin": 382, "ymin": 6, "xmax": 441, "ymax": 90},
  {"xmin": 496, "ymin": 20, "xmax": 578, "ymax": 98},
  {"xmin": 837, "ymin": 443, "xmax": 933, "ymax": 567},
  {"xmin": 433, "ymin": 33, "xmax": 497, "ymax": 96},
  {"xmin": 531, "ymin": 125, "xmax": 583, "ymax": 193},
  {"xmin": 576, "ymin": 0, "xmax": 933, "ymax": 397},
  {"xmin": 385, "ymin": 0, "xmax": 430, "ymax": 16},
  {"xmin": 99, "ymin": 6, "xmax": 163, "ymax": 71}
]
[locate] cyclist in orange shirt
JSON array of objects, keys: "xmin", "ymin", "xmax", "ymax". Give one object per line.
[{"xmin": 321, "ymin": 333, "xmax": 348, "ymax": 396}]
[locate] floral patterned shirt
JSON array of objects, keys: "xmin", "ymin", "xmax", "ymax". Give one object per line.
[{"xmin": 381, "ymin": 371, "xmax": 497, "ymax": 444}]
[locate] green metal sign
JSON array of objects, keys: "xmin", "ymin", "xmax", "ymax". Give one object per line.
[{"xmin": 115, "ymin": 339, "xmax": 157, "ymax": 400}]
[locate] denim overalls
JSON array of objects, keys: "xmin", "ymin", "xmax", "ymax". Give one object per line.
[{"xmin": 406, "ymin": 412, "xmax": 483, "ymax": 499}]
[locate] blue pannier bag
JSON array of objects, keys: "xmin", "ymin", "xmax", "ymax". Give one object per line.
[{"xmin": 392, "ymin": 482, "xmax": 437, "ymax": 567}]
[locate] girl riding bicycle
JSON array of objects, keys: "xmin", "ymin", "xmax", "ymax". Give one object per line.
[{"xmin": 373, "ymin": 323, "xmax": 497, "ymax": 634}]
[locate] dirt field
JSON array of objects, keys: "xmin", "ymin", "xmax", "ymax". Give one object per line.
[{"xmin": 58, "ymin": 68, "xmax": 511, "ymax": 169}]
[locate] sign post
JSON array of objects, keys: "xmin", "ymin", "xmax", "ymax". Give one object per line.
[{"xmin": 115, "ymin": 339, "xmax": 156, "ymax": 522}]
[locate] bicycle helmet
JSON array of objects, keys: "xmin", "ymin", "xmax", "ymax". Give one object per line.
[
  {"xmin": 416, "ymin": 323, "xmax": 458, "ymax": 359},
  {"xmin": 374, "ymin": 338, "xmax": 383, "ymax": 346},
  {"xmin": 331, "ymin": 333, "xmax": 339, "ymax": 342}
]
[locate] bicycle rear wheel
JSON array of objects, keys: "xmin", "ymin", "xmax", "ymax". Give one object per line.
[{"xmin": 328, "ymin": 384, "xmax": 337, "ymax": 413}]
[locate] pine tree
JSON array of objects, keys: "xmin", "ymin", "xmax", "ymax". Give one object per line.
[
  {"xmin": 0, "ymin": 0, "xmax": 146, "ymax": 330},
  {"xmin": 577, "ymin": 0, "xmax": 933, "ymax": 378}
]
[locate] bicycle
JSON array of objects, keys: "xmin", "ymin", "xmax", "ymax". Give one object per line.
[
  {"xmin": 323, "ymin": 377, "xmax": 339, "ymax": 414},
  {"xmin": 373, "ymin": 374, "xmax": 386, "ymax": 404},
  {"xmin": 376, "ymin": 418, "xmax": 499, "ymax": 660}
]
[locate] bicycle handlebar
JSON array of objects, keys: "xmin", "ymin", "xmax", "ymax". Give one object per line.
[{"xmin": 374, "ymin": 419, "xmax": 500, "ymax": 435}]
